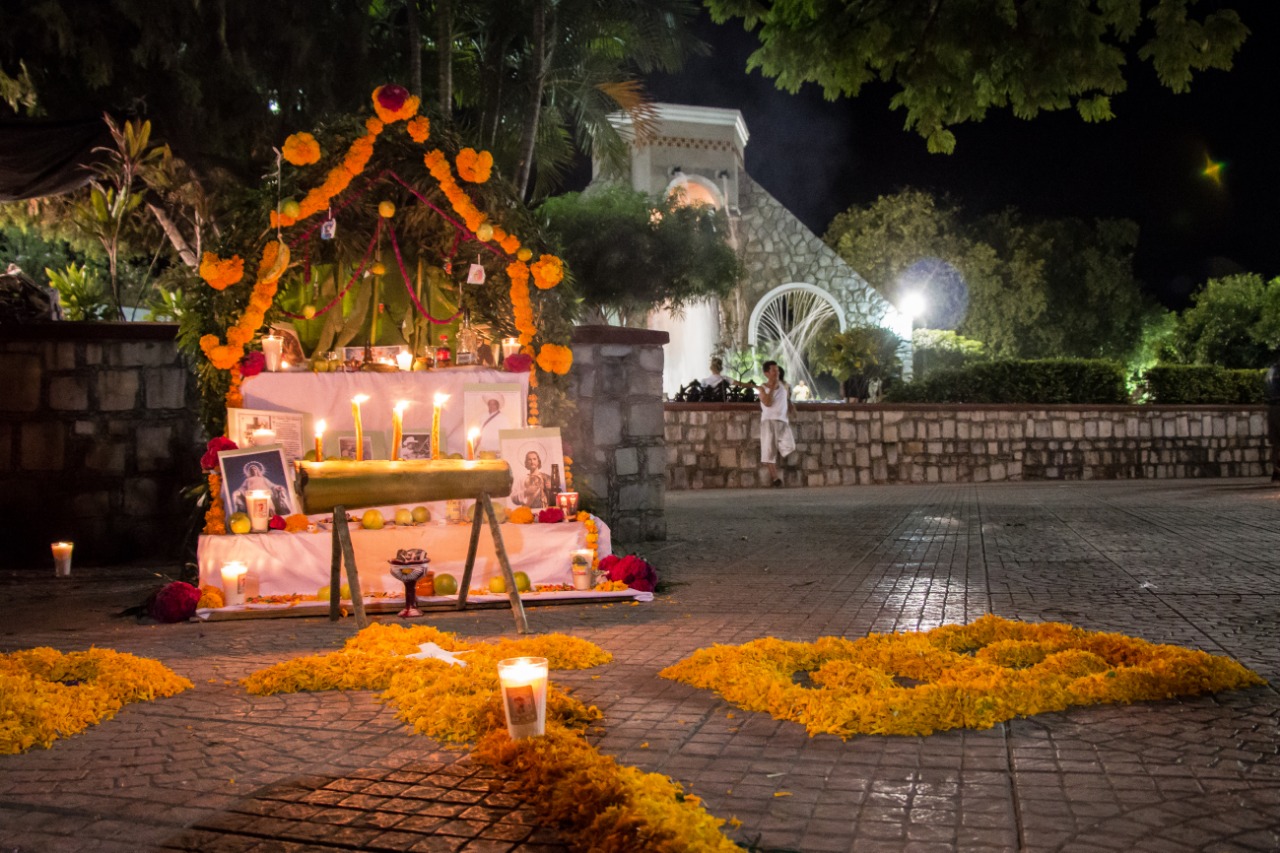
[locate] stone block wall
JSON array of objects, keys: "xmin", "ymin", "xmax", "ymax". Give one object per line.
[
  {"xmin": 566, "ymin": 326, "xmax": 669, "ymax": 543},
  {"xmin": 0, "ymin": 323, "xmax": 201, "ymax": 567},
  {"xmin": 666, "ymin": 403, "xmax": 1268, "ymax": 489}
]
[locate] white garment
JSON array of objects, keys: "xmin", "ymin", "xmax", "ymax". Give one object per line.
[
  {"xmin": 759, "ymin": 382, "xmax": 795, "ymax": 462},
  {"xmin": 759, "ymin": 382, "xmax": 790, "ymax": 422},
  {"xmin": 702, "ymin": 373, "xmax": 728, "ymax": 388}
]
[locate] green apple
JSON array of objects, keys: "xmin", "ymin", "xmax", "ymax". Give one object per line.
[
  {"xmin": 361, "ymin": 509, "xmax": 385, "ymax": 530},
  {"xmin": 513, "ymin": 571, "xmax": 531, "ymax": 592},
  {"xmin": 394, "ymin": 508, "xmax": 414, "ymax": 526},
  {"xmin": 433, "ymin": 573, "xmax": 457, "ymax": 595},
  {"xmin": 488, "ymin": 575, "xmax": 507, "ymax": 594},
  {"xmin": 229, "ymin": 512, "xmax": 251, "ymax": 534},
  {"xmin": 411, "ymin": 506, "xmax": 431, "ymax": 523}
]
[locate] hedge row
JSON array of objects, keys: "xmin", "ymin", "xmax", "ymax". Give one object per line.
[
  {"xmin": 885, "ymin": 360, "xmax": 1128, "ymax": 404},
  {"xmin": 885, "ymin": 360, "xmax": 1268, "ymax": 405}
]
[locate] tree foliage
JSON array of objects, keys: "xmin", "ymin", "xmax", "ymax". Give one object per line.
[
  {"xmin": 824, "ymin": 189, "xmax": 1153, "ymax": 362},
  {"xmin": 1164, "ymin": 273, "xmax": 1280, "ymax": 368},
  {"xmin": 705, "ymin": 0, "xmax": 1248, "ymax": 152},
  {"xmin": 538, "ymin": 185, "xmax": 742, "ymax": 326}
]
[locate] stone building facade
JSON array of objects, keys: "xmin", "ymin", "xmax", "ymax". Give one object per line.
[
  {"xmin": 600, "ymin": 103, "xmax": 904, "ymax": 397},
  {"xmin": 666, "ymin": 403, "xmax": 1268, "ymax": 489}
]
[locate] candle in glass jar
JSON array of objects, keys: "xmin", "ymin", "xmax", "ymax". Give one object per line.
[
  {"xmin": 430, "ymin": 392, "xmax": 449, "ymax": 460},
  {"xmin": 396, "ymin": 350, "xmax": 412, "ymax": 371},
  {"xmin": 220, "ymin": 560, "xmax": 248, "ymax": 606},
  {"xmin": 496, "ymin": 656, "xmax": 549, "ymax": 739},
  {"xmin": 251, "ymin": 427, "xmax": 276, "ymax": 446},
  {"xmin": 261, "ymin": 335, "xmax": 283, "ymax": 371},
  {"xmin": 501, "ymin": 337, "xmax": 521, "ymax": 361},
  {"xmin": 51, "ymin": 541, "xmax": 73, "ymax": 577},
  {"xmin": 314, "ymin": 419, "xmax": 326, "ymax": 461},
  {"xmin": 391, "ymin": 401, "xmax": 409, "ymax": 461},
  {"xmin": 351, "ymin": 394, "xmax": 369, "ymax": 461},
  {"xmin": 247, "ymin": 490, "xmax": 272, "ymax": 532}
]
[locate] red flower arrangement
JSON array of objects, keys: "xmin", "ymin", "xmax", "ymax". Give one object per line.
[
  {"xmin": 598, "ymin": 554, "xmax": 658, "ymax": 592},
  {"xmin": 200, "ymin": 437, "xmax": 238, "ymax": 471},
  {"xmin": 537, "ymin": 507, "xmax": 564, "ymax": 524},
  {"xmin": 149, "ymin": 582, "xmax": 202, "ymax": 623},
  {"xmin": 268, "ymin": 515, "xmax": 286, "ymax": 531},
  {"xmin": 504, "ymin": 352, "xmax": 533, "ymax": 373},
  {"xmin": 239, "ymin": 350, "xmax": 266, "ymax": 377}
]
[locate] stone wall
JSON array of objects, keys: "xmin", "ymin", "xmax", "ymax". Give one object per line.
[
  {"xmin": 666, "ymin": 403, "xmax": 1268, "ymax": 489},
  {"xmin": 567, "ymin": 326, "xmax": 669, "ymax": 542},
  {"xmin": 0, "ymin": 323, "xmax": 201, "ymax": 567}
]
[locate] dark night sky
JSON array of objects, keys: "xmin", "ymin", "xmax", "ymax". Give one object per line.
[{"xmin": 642, "ymin": 7, "xmax": 1279, "ymax": 309}]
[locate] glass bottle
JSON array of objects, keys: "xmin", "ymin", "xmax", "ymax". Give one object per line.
[{"xmin": 456, "ymin": 310, "xmax": 479, "ymax": 366}]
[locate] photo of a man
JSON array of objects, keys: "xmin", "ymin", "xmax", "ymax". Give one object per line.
[{"xmin": 465, "ymin": 383, "xmax": 522, "ymax": 454}]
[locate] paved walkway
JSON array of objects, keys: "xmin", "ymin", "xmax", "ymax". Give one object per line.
[{"xmin": 3, "ymin": 479, "xmax": 1280, "ymax": 852}]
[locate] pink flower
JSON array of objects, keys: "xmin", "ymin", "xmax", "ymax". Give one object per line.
[
  {"xmin": 538, "ymin": 507, "xmax": 564, "ymax": 524},
  {"xmin": 240, "ymin": 350, "xmax": 266, "ymax": 377},
  {"xmin": 149, "ymin": 581, "xmax": 202, "ymax": 623},
  {"xmin": 200, "ymin": 436, "xmax": 238, "ymax": 471},
  {"xmin": 601, "ymin": 554, "xmax": 658, "ymax": 592},
  {"xmin": 504, "ymin": 353, "xmax": 533, "ymax": 373}
]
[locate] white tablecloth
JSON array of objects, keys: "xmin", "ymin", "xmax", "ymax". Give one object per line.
[
  {"xmin": 198, "ymin": 515, "xmax": 610, "ymax": 597},
  {"xmin": 242, "ymin": 367, "xmax": 527, "ymax": 458}
]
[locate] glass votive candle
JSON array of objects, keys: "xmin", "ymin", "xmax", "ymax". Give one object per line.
[
  {"xmin": 246, "ymin": 490, "xmax": 272, "ymax": 532},
  {"xmin": 220, "ymin": 560, "xmax": 248, "ymax": 606},
  {"xmin": 496, "ymin": 656, "xmax": 548, "ymax": 739},
  {"xmin": 51, "ymin": 541, "xmax": 73, "ymax": 577},
  {"xmin": 262, "ymin": 335, "xmax": 283, "ymax": 371},
  {"xmin": 250, "ymin": 428, "xmax": 276, "ymax": 446},
  {"xmin": 501, "ymin": 337, "xmax": 521, "ymax": 361},
  {"xmin": 571, "ymin": 548, "xmax": 594, "ymax": 590},
  {"xmin": 556, "ymin": 491, "xmax": 579, "ymax": 519}
]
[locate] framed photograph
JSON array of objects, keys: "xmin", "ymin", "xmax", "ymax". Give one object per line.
[
  {"xmin": 500, "ymin": 427, "xmax": 564, "ymax": 510},
  {"xmin": 226, "ymin": 407, "xmax": 311, "ymax": 463},
  {"xmin": 464, "ymin": 382, "xmax": 523, "ymax": 456},
  {"xmin": 340, "ymin": 344, "xmax": 408, "ymax": 367},
  {"xmin": 328, "ymin": 431, "xmax": 386, "ymax": 461},
  {"xmin": 219, "ymin": 445, "xmax": 299, "ymax": 518},
  {"xmin": 395, "ymin": 430, "xmax": 433, "ymax": 461}
]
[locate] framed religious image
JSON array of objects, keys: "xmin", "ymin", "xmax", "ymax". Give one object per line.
[
  {"xmin": 328, "ymin": 431, "xmax": 386, "ymax": 461},
  {"xmin": 218, "ymin": 445, "xmax": 298, "ymax": 518},
  {"xmin": 267, "ymin": 323, "xmax": 307, "ymax": 369},
  {"xmin": 226, "ymin": 407, "xmax": 310, "ymax": 463},
  {"xmin": 463, "ymin": 383, "xmax": 523, "ymax": 457},
  {"xmin": 395, "ymin": 430, "xmax": 433, "ymax": 461},
  {"xmin": 499, "ymin": 427, "xmax": 564, "ymax": 510}
]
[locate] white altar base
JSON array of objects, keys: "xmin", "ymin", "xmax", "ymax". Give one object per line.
[{"xmin": 198, "ymin": 513, "xmax": 612, "ymax": 598}]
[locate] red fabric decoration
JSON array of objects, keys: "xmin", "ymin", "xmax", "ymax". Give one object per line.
[
  {"xmin": 200, "ymin": 436, "xmax": 238, "ymax": 471},
  {"xmin": 149, "ymin": 582, "xmax": 202, "ymax": 623}
]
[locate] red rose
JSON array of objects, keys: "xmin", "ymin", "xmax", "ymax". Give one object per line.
[
  {"xmin": 240, "ymin": 350, "xmax": 266, "ymax": 377},
  {"xmin": 268, "ymin": 515, "xmax": 286, "ymax": 531},
  {"xmin": 376, "ymin": 84, "xmax": 410, "ymax": 112},
  {"xmin": 504, "ymin": 353, "xmax": 533, "ymax": 373},
  {"xmin": 538, "ymin": 507, "xmax": 564, "ymax": 524},
  {"xmin": 604, "ymin": 554, "xmax": 657, "ymax": 592},
  {"xmin": 200, "ymin": 436, "xmax": 239, "ymax": 471},
  {"xmin": 149, "ymin": 581, "xmax": 202, "ymax": 623}
]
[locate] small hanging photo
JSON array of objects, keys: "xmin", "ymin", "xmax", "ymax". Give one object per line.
[
  {"xmin": 320, "ymin": 218, "xmax": 337, "ymax": 240},
  {"xmin": 466, "ymin": 263, "xmax": 486, "ymax": 285}
]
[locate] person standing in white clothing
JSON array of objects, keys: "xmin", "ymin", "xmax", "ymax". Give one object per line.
[{"xmin": 734, "ymin": 360, "xmax": 796, "ymax": 487}]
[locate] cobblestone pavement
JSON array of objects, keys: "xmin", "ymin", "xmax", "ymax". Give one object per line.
[{"xmin": 3, "ymin": 479, "xmax": 1280, "ymax": 852}]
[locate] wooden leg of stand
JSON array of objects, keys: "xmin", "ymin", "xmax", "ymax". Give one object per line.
[
  {"xmin": 329, "ymin": 506, "xmax": 343, "ymax": 621},
  {"xmin": 481, "ymin": 492, "xmax": 529, "ymax": 634},
  {"xmin": 333, "ymin": 509, "xmax": 368, "ymax": 628},
  {"xmin": 456, "ymin": 497, "xmax": 484, "ymax": 611}
]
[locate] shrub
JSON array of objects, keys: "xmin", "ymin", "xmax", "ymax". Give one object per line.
[
  {"xmin": 1143, "ymin": 365, "xmax": 1265, "ymax": 404},
  {"xmin": 885, "ymin": 359, "xmax": 1127, "ymax": 404}
]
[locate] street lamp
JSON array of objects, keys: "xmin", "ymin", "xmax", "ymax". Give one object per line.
[{"xmin": 898, "ymin": 292, "xmax": 927, "ymax": 381}]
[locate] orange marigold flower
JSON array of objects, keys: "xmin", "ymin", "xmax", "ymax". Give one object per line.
[
  {"xmin": 281, "ymin": 132, "xmax": 321, "ymax": 166},
  {"xmin": 406, "ymin": 116, "xmax": 431, "ymax": 143},
  {"xmin": 536, "ymin": 343, "xmax": 573, "ymax": 375},
  {"xmin": 456, "ymin": 148, "xmax": 494, "ymax": 183},
  {"xmin": 530, "ymin": 255, "xmax": 564, "ymax": 290},
  {"xmin": 199, "ymin": 252, "xmax": 244, "ymax": 290},
  {"xmin": 284, "ymin": 514, "xmax": 311, "ymax": 533},
  {"xmin": 199, "ymin": 334, "xmax": 221, "ymax": 355},
  {"xmin": 371, "ymin": 85, "xmax": 420, "ymax": 123},
  {"xmin": 365, "ymin": 116, "xmax": 384, "ymax": 135}
]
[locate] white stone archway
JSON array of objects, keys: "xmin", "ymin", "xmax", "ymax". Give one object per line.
[{"xmin": 748, "ymin": 282, "xmax": 847, "ymax": 394}]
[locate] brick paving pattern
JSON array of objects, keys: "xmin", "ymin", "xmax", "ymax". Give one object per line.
[{"xmin": 2, "ymin": 479, "xmax": 1279, "ymax": 851}]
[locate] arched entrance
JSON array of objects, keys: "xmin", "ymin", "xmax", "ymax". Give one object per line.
[{"xmin": 747, "ymin": 283, "xmax": 846, "ymax": 396}]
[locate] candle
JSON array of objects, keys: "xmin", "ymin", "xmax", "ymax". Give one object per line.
[
  {"xmin": 396, "ymin": 350, "xmax": 412, "ymax": 371},
  {"xmin": 466, "ymin": 427, "xmax": 480, "ymax": 461},
  {"xmin": 556, "ymin": 491, "xmax": 580, "ymax": 519},
  {"xmin": 250, "ymin": 427, "xmax": 276, "ymax": 446},
  {"xmin": 571, "ymin": 548, "xmax": 594, "ymax": 589},
  {"xmin": 430, "ymin": 392, "xmax": 449, "ymax": 460},
  {"xmin": 246, "ymin": 490, "xmax": 272, "ymax": 532},
  {"xmin": 262, "ymin": 335, "xmax": 283, "ymax": 371},
  {"xmin": 351, "ymin": 394, "xmax": 370, "ymax": 461},
  {"xmin": 314, "ymin": 419, "xmax": 326, "ymax": 461},
  {"xmin": 220, "ymin": 560, "xmax": 248, "ymax": 607},
  {"xmin": 501, "ymin": 337, "xmax": 521, "ymax": 361},
  {"xmin": 496, "ymin": 656, "xmax": 549, "ymax": 739},
  {"xmin": 391, "ymin": 400, "xmax": 410, "ymax": 461},
  {"xmin": 51, "ymin": 541, "xmax": 73, "ymax": 578}
]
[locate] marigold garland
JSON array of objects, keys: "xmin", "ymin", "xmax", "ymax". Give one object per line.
[
  {"xmin": 198, "ymin": 252, "xmax": 244, "ymax": 290},
  {"xmin": 660, "ymin": 615, "xmax": 1266, "ymax": 740},
  {"xmin": 203, "ymin": 471, "xmax": 226, "ymax": 534},
  {"xmin": 405, "ymin": 115, "xmax": 431, "ymax": 143},
  {"xmin": 455, "ymin": 147, "xmax": 494, "ymax": 183},
  {"xmin": 243, "ymin": 624, "xmax": 737, "ymax": 851},
  {"xmin": 281, "ymin": 132, "xmax": 321, "ymax": 166},
  {"xmin": 529, "ymin": 254, "xmax": 564, "ymax": 290},
  {"xmin": 197, "ymin": 585, "xmax": 225, "ymax": 609},
  {"xmin": 535, "ymin": 343, "xmax": 573, "ymax": 375},
  {"xmin": 1, "ymin": 648, "xmax": 193, "ymax": 754}
]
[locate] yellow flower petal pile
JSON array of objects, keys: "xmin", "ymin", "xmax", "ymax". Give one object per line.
[
  {"xmin": 243, "ymin": 623, "xmax": 738, "ymax": 851},
  {"xmin": 660, "ymin": 614, "xmax": 1266, "ymax": 739},
  {"xmin": 1, "ymin": 648, "xmax": 193, "ymax": 754}
]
